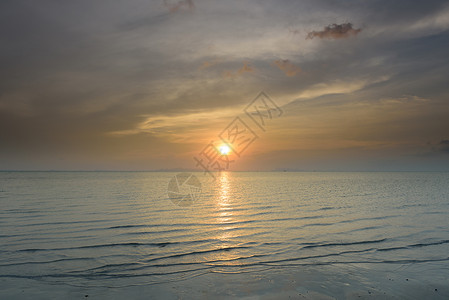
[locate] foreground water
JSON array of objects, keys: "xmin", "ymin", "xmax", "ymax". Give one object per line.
[{"xmin": 1, "ymin": 171, "xmax": 448, "ymax": 299}]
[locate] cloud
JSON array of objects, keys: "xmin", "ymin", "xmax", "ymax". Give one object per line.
[
  {"xmin": 164, "ymin": 0, "xmax": 194, "ymax": 13},
  {"xmin": 238, "ymin": 62, "xmax": 254, "ymax": 74},
  {"xmin": 199, "ymin": 58, "xmax": 222, "ymax": 70},
  {"xmin": 288, "ymin": 28, "xmax": 301, "ymax": 36},
  {"xmin": 306, "ymin": 23, "xmax": 361, "ymax": 40},
  {"xmin": 379, "ymin": 95, "xmax": 429, "ymax": 104},
  {"xmin": 222, "ymin": 62, "xmax": 254, "ymax": 79},
  {"xmin": 408, "ymin": 4, "xmax": 449, "ymax": 32},
  {"xmin": 273, "ymin": 59, "xmax": 301, "ymax": 77},
  {"xmin": 296, "ymin": 80, "xmax": 368, "ymax": 99},
  {"xmin": 1, "ymin": 0, "xmax": 449, "ymax": 171}
]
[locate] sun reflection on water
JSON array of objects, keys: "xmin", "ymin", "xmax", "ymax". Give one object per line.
[
  {"xmin": 218, "ymin": 172, "xmax": 230, "ymax": 203},
  {"xmin": 210, "ymin": 172, "xmax": 245, "ymax": 266},
  {"xmin": 217, "ymin": 172, "xmax": 232, "ymax": 224},
  {"xmin": 216, "ymin": 172, "xmax": 237, "ymax": 239}
]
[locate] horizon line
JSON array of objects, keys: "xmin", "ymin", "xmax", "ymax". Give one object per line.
[{"xmin": 0, "ymin": 170, "xmax": 448, "ymax": 173}]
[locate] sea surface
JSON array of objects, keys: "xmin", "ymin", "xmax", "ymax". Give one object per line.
[{"xmin": 1, "ymin": 171, "xmax": 449, "ymax": 299}]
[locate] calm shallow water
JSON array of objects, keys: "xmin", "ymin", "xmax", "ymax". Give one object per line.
[{"xmin": 1, "ymin": 171, "xmax": 449, "ymax": 299}]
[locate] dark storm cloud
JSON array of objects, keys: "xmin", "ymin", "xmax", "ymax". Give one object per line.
[{"xmin": 306, "ymin": 23, "xmax": 361, "ymax": 39}]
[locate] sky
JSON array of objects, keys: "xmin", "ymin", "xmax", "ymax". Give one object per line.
[{"xmin": 1, "ymin": 0, "xmax": 449, "ymax": 171}]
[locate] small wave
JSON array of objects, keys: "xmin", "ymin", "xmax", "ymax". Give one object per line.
[
  {"xmin": 211, "ymin": 220, "xmax": 257, "ymax": 226},
  {"xmin": 299, "ymin": 215, "xmax": 322, "ymax": 220},
  {"xmin": 318, "ymin": 207, "xmax": 335, "ymax": 211},
  {"xmin": 346, "ymin": 225, "xmax": 384, "ymax": 232},
  {"xmin": 82, "ymin": 262, "xmax": 142, "ymax": 272},
  {"xmin": 377, "ymin": 239, "xmax": 449, "ymax": 252},
  {"xmin": 301, "ymin": 222, "xmax": 335, "ymax": 227},
  {"xmin": 2, "ymin": 256, "xmax": 449, "ymax": 281},
  {"xmin": 108, "ymin": 224, "xmax": 150, "ymax": 229},
  {"xmin": 0, "ymin": 234, "xmax": 23, "ymax": 238},
  {"xmin": 246, "ymin": 211, "xmax": 272, "ymax": 217},
  {"xmin": 338, "ymin": 192, "xmax": 376, "ymax": 198},
  {"xmin": 2, "ymin": 209, "xmax": 42, "ymax": 214},
  {"xmin": 424, "ymin": 211, "xmax": 446, "ymax": 215},
  {"xmin": 0, "ymin": 257, "xmax": 97, "ymax": 267},
  {"xmin": 82, "ymin": 253, "xmax": 272, "ymax": 275},
  {"xmin": 396, "ymin": 203, "xmax": 429, "ymax": 209},
  {"xmin": 204, "ymin": 248, "xmax": 377, "ymax": 268},
  {"xmin": 143, "ymin": 246, "xmax": 251, "ymax": 263},
  {"xmin": 20, "ymin": 219, "xmax": 111, "ymax": 227},
  {"xmin": 119, "ymin": 228, "xmax": 187, "ymax": 236},
  {"xmin": 301, "ymin": 238, "xmax": 387, "ymax": 249},
  {"xmin": 261, "ymin": 248, "xmax": 377, "ymax": 265},
  {"xmin": 18, "ymin": 242, "xmax": 178, "ymax": 252},
  {"xmin": 338, "ymin": 215, "xmax": 399, "ymax": 224},
  {"xmin": 0, "ymin": 266, "xmax": 214, "ymax": 280},
  {"xmin": 256, "ymin": 256, "xmax": 449, "ymax": 267}
]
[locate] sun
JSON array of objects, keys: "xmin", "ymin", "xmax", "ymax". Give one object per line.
[{"xmin": 218, "ymin": 144, "xmax": 231, "ymax": 155}]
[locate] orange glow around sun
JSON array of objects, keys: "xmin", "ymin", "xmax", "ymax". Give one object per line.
[{"xmin": 218, "ymin": 144, "xmax": 231, "ymax": 155}]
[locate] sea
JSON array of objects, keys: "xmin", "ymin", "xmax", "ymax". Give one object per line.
[{"xmin": 1, "ymin": 171, "xmax": 448, "ymax": 299}]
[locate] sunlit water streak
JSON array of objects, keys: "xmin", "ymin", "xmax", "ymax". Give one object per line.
[{"xmin": 1, "ymin": 171, "xmax": 449, "ymax": 298}]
